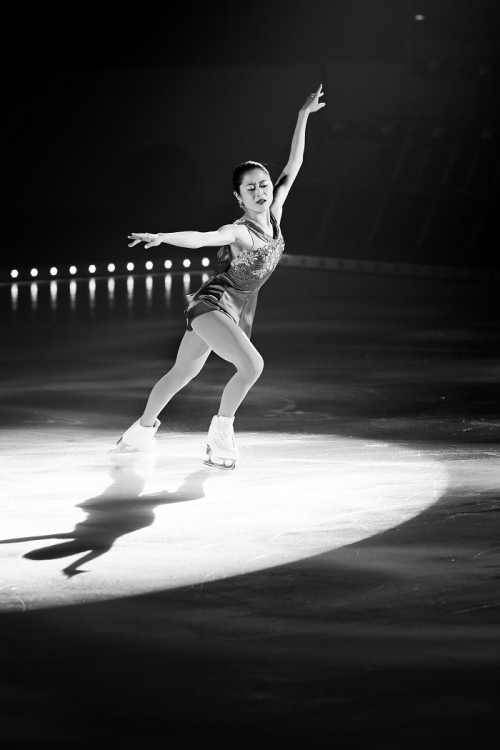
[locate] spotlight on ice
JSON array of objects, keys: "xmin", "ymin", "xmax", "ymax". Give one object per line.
[
  {"xmin": 414, "ymin": 14, "xmax": 425, "ymax": 20},
  {"xmin": 107, "ymin": 263, "xmax": 115, "ymax": 273},
  {"xmin": 88, "ymin": 265, "xmax": 96, "ymax": 274},
  {"xmin": 69, "ymin": 266, "xmax": 77, "ymax": 275},
  {"xmin": 11, "ymin": 269, "xmax": 18, "ymax": 278},
  {"xmin": 183, "ymin": 259, "xmax": 191, "ymax": 268},
  {"xmin": 145, "ymin": 261, "xmax": 153, "ymax": 270},
  {"xmin": 30, "ymin": 268, "xmax": 38, "ymax": 277},
  {"xmin": 202, "ymin": 257, "xmax": 210, "ymax": 267},
  {"xmin": 50, "ymin": 267, "xmax": 58, "ymax": 276},
  {"xmin": 164, "ymin": 260, "xmax": 172, "ymax": 269},
  {"xmin": 127, "ymin": 262, "xmax": 134, "ymax": 271}
]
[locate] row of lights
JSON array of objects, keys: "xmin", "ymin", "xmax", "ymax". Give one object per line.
[{"xmin": 10, "ymin": 258, "xmax": 211, "ymax": 279}]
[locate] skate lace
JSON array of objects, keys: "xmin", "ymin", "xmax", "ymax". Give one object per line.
[{"xmin": 214, "ymin": 423, "xmax": 236, "ymax": 450}]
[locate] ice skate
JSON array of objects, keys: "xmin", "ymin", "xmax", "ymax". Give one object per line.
[
  {"xmin": 203, "ymin": 415, "xmax": 239, "ymax": 471},
  {"xmin": 110, "ymin": 418, "xmax": 161, "ymax": 455}
]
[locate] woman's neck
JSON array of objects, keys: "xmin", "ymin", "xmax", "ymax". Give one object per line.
[{"xmin": 243, "ymin": 209, "xmax": 272, "ymax": 233}]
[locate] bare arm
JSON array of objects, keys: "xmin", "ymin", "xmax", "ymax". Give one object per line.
[
  {"xmin": 128, "ymin": 224, "xmax": 249, "ymax": 250},
  {"xmin": 271, "ymin": 85, "xmax": 326, "ymax": 222}
]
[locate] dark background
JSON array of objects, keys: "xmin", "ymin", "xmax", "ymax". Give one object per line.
[{"xmin": 3, "ymin": 0, "xmax": 499, "ymax": 269}]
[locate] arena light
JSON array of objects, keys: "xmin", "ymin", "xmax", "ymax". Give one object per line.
[
  {"xmin": 414, "ymin": 14, "xmax": 425, "ymax": 21},
  {"xmin": 164, "ymin": 260, "xmax": 172, "ymax": 269},
  {"xmin": 49, "ymin": 282, "xmax": 57, "ymax": 311},
  {"xmin": 88, "ymin": 265, "xmax": 96, "ymax": 274},
  {"xmin": 145, "ymin": 261, "xmax": 153, "ymax": 270},
  {"xmin": 107, "ymin": 263, "xmax": 115, "ymax": 273},
  {"xmin": 50, "ymin": 267, "xmax": 58, "ymax": 276},
  {"xmin": 11, "ymin": 269, "xmax": 18, "ymax": 278},
  {"xmin": 127, "ymin": 262, "xmax": 134, "ymax": 271},
  {"xmin": 183, "ymin": 259, "xmax": 191, "ymax": 268},
  {"xmin": 30, "ymin": 268, "xmax": 38, "ymax": 277},
  {"xmin": 202, "ymin": 257, "xmax": 210, "ymax": 267},
  {"xmin": 69, "ymin": 266, "xmax": 77, "ymax": 275}
]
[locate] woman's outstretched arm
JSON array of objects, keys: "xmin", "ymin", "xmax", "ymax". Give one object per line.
[
  {"xmin": 271, "ymin": 84, "xmax": 326, "ymax": 223},
  {"xmin": 127, "ymin": 224, "xmax": 250, "ymax": 250}
]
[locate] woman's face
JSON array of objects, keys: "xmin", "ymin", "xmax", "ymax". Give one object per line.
[{"xmin": 235, "ymin": 169, "xmax": 273, "ymax": 213}]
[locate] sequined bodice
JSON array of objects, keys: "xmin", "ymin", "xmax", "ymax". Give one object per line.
[{"xmin": 225, "ymin": 215, "xmax": 284, "ymax": 292}]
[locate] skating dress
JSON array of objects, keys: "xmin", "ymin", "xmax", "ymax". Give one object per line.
[{"xmin": 184, "ymin": 212, "xmax": 284, "ymax": 338}]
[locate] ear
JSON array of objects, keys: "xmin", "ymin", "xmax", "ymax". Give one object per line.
[{"xmin": 233, "ymin": 190, "xmax": 241, "ymax": 201}]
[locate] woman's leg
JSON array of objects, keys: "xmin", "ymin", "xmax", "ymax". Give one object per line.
[
  {"xmin": 191, "ymin": 311, "xmax": 264, "ymax": 417},
  {"xmin": 140, "ymin": 330, "xmax": 211, "ymax": 426}
]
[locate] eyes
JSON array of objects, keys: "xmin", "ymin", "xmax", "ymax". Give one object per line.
[{"xmin": 246, "ymin": 182, "xmax": 269, "ymax": 191}]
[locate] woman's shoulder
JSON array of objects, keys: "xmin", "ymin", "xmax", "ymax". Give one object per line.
[
  {"xmin": 217, "ymin": 219, "xmax": 253, "ymax": 258},
  {"xmin": 221, "ymin": 217, "xmax": 248, "ymax": 231},
  {"xmin": 217, "ymin": 220, "xmax": 252, "ymax": 242}
]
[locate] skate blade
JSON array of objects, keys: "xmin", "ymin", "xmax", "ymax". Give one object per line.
[
  {"xmin": 111, "ymin": 437, "xmax": 157, "ymax": 454},
  {"xmin": 203, "ymin": 457, "xmax": 236, "ymax": 471},
  {"xmin": 111, "ymin": 437, "xmax": 140, "ymax": 453},
  {"xmin": 203, "ymin": 447, "xmax": 236, "ymax": 471}
]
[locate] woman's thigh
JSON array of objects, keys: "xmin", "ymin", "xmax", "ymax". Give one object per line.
[
  {"xmin": 191, "ymin": 311, "xmax": 262, "ymax": 370},
  {"xmin": 174, "ymin": 330, "xmax": 212, "ymax": 370}
]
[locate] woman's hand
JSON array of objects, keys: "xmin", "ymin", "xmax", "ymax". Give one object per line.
[
  {"xmin": 128, "ymin": 233, "xmax": 162, "ymax": 249},
  {"xmin": 301, "ymin": 84, "xmax": 326, "ymax": 114}
]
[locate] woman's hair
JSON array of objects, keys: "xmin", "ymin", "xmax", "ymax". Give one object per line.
[{"xmin": 232, "ymin": 161, "xmax": 271, "ymax": 194}]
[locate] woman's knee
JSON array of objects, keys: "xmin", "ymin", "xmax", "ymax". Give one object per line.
[{"xmin": 239, "ymin": 353, "xmax": 264, "ymax": 382}]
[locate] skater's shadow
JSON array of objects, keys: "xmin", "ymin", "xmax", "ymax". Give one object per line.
[{"xmin": 0, "ymin": 465, "xmax": 212, "ymax": 577}]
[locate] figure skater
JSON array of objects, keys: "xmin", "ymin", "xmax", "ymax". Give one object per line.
[{"xmin": 112, "ymin": 85, "xmax": 326, "ymax": 469}]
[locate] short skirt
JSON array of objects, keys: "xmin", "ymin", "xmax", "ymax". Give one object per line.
[
  {"xmin": 184, "ymin": 276, "xmax": 259, "ymax": 338},
  {"xmin": 185, "ymin": 299, "xmax": 236, "ymax": 330}
]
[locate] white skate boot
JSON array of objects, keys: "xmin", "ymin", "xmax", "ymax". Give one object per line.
[
  {"xmin": 111, "ymin": 418, "xmax": 161, "ymax": 454},
  {"xmin": 204, "ymin": 415, "xmax": 239, "ymax": 470}
]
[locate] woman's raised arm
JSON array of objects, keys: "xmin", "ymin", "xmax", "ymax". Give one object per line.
[{"xmin": 271, "ymin": 84, "xmax": 326, "ymax": 222}]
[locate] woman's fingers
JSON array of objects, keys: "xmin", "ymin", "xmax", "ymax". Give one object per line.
[
  {"xmin": 127, "ymin": 233, "xmax": 149, "ymax": 246},
  {"xmin": 127, "ymin": 233, "xmax": 161, "ymax": 248},
  {"xmin": 309, "ymin": 85, "xmax": 326, "ymax": 110},
  {"xmin": 305, "ymin": 85, "xmax": 325, "ymax": 110}
]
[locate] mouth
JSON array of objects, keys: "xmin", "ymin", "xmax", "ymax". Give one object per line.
[{"xmin": 256, "ymin": 198, "xmax": 266, "ymax": 205}]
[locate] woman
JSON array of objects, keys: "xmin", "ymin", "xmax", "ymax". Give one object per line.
[{"xmin": 113, "ymin": 85, "xmax": 326, "ymax": 469}]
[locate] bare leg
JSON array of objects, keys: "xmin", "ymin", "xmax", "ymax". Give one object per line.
[
  {"xmin": 191, "ymin": 311, "xmax": 264, "ymax": 417},
  {"xmin": 140, "ymin": 331, "xmax": 211, "ymax": 426}
]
